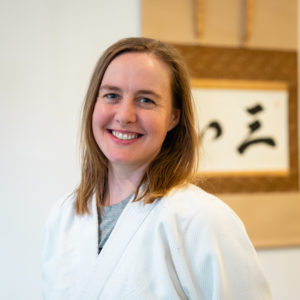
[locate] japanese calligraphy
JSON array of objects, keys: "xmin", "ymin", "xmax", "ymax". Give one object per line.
[
  {"xmin": 200, "ymin": 103, "xmax": 277, "ymax": 155},
  {"xmin": 192, "ymin": 82, "xmax": 289, "ymax": 174},
  {"xmin": 237, "ymin": 104, "xmax": 276, "ymax": 154}
]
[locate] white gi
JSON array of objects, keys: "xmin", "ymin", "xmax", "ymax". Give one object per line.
[{"xmin": 42, "ymin": 184, "xmax": 271, "ymax": 299}]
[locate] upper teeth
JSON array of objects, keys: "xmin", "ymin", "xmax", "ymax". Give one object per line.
[{"xmin": 112, "ymin": 131, "xmax": 139, "ymax": 140}]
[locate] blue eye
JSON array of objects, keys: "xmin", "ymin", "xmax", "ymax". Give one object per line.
[
  {"xmin": 106, "ymin": 93, "xmax": 117, "ymax": 99},
  {"xmin": 139, "ymin": 97, "xmax": 153, "ymax": 104},
  {"xmin": 103, "ymin": 93, "xmax": 119, "ymax": 103}
]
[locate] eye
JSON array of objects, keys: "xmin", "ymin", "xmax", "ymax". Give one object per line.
[
  {"xmin": 138, "ymin": 97, "xmax": 155, "ymax": 106},
  {"xmin": 106, "ymin": 93, "xmax": 117, "ymax": 99},
  {"xmin": 104, "ymin": 93, "xmax": 119, "ymax": 103}
]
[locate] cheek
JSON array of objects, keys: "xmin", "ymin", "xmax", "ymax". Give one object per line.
[
  {"xmin": 92, "ymin": 106, "xmax": 106, "ymax": 143},
  {"xmin": 144, "ymin": 112, "xmax": 171, "ymax": 139},
  {"xmin": 92, "ymin": 108, "xmax": 100, "ymax": 133},
  {"xmin": 92, "ymin": 102, "xmax": 108, "ymax": 128}
]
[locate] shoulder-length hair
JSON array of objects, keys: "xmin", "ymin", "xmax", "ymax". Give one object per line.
[{"xmin": 75, "ymin": 37, "xmax": 198, "ymax": 215}]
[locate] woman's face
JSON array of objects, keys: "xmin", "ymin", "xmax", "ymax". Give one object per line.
[{"xmin": 92, "ymin": 52, "xmax": 180, "ymax": 170}]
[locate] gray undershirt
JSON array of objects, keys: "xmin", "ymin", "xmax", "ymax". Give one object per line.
[{"xmin": 98, "ymin": 194, "xmax": 132, "ymax": 253}]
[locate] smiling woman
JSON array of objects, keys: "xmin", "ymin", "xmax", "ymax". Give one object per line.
[
  {"xmin": 42, "ymin": 37, "xmax": 271, "ymax": 300},
  {"xmin": 75, "ymin": 37, "xmax": 196, "ymax": 211},
  {"xmin": 92, "ymin": 52, "xmax": 179, "ymax": 181}
]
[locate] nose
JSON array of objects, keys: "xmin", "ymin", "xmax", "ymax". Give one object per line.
[{"xmin": 115, "ymin": 97, "xmax": 137, "ymax": 125}]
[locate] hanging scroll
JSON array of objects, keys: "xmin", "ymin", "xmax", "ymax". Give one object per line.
[{"xmin": 174, "ymin": 44, "xmax": 298, "ymax": 194}]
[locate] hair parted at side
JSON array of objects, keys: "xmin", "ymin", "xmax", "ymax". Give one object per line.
[{"xmin": 75, "ymin": 37, "xmax": 199, "ymax": 215}]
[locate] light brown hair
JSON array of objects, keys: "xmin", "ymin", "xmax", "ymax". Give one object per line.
[{"xmin": 75, "ymin": 37, "xmax": 198, "ymax": 214}]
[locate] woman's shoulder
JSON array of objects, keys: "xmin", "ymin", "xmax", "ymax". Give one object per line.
[
  {"xmin": 157, "ymin": 183, "xmax": 256, "ymax": 258},
  {"xmin": 163, "ymin": 183, "xmax": 235, "ymax": 214},
  {"xmin": 155, "ymin": 188, "xmax": 270, "ymax": 299},
  {"xmin": 45, "ymin": 192, "xmax": 96, "ymax": 229},
  {"xmin": 43, "ymin": 192, "xmax": 98, "ymax": 252},
  {"xmin": 159, "ymin": 183, "xmax": 245, "ymax": 230},
  {"xmin": 44, "ymin": 193, "xmax": 78, "ymax": 229}
]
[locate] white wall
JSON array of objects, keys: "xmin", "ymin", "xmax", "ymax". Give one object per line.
[
  {"xmin": 0, "ymin": 0, "xmax": 140, "ymax": 299},
  {"xmin": 0, "ymin": 1, "xmax": 299, "ymax": 299},
  {"xmin": 258, "ymin": 247, "xmax": 300, "ymax": 300}
]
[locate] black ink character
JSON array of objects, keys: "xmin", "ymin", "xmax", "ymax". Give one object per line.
[
  {"xmin": 237, "ymin": 103, "xmax": 276, "ymax": 154},
  {"xmin": 200, "ymin": 120, "xmax": 223, "ymax": 141}
]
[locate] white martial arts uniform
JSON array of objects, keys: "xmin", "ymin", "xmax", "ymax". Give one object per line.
[{"xmin": 42, "ymin": 184, "xmax": 271, "ymax": 300}]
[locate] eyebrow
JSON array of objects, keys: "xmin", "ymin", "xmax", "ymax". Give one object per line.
[
  {"xmin": 99, "ymin": 85, "xmax": 161, "ymax": 99},
  {"xmin": 137, "ymin": 89, "xmax": 161, "ymax": 99},
  {"xmin": 99, "ymin": 85, "xmax": 122, "ymax": 93}
]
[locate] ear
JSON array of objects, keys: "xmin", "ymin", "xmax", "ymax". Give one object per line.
[{"xmin": 168, "ymin": 108, "xmax": 180, "ymax": 131}]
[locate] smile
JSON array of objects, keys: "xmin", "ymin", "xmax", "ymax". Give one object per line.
[{"xmin": 111, "ymin": 130, "xmax": 140, "ymax": 140}]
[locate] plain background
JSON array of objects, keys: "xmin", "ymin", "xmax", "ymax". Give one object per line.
[{"xmin": 0, "ymin": 1, "xmax": 299, "ymax": 299}]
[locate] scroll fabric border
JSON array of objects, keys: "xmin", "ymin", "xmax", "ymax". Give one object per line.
[{"xmin": 174, "ymin": 44, "xmax": 298, "ymax": 193}]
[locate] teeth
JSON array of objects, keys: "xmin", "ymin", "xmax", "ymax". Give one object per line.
[{"xmin": 112, "ymin": 131, "xmax": 139, "ymax": 140}]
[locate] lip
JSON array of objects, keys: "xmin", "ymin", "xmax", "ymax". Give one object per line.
[{"xmin": 107, "ymin": 129, "xmax": 143, "ymax": 144}]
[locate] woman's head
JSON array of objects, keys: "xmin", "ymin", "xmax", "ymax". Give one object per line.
[
  {"xmin": 92, "ymin": 51, "xmax": 180, "ymax": 169},
  {"xmin": 76, "ymin": 37, "xmax": 198, "ymax": 213}
]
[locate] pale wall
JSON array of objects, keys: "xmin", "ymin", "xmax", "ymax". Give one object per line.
[
  {"xmin": 0, "ymin": 1, "xmax": 299, "ymax": 299},
  {"xmin": 0, "ymin": 0, "xmax": 140, "ymax": 299}
]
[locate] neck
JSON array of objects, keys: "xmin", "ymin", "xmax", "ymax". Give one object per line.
[{"xmin": 105, "ymin": 163, "xmax": 147, "ymax": 206}]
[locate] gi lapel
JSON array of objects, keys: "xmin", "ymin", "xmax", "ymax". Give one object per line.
[
  {"xmin": 78, "ymin": 198, "xmax": 157, "ymax": 300},
  {"xmin": 74, "ymin": 194, "xmax": 99, "ymax": 297}
]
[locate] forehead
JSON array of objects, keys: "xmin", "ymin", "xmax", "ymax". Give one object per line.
[{"xmin": 102, "ymin": 52, "xmax": 172, "ymax": 84}]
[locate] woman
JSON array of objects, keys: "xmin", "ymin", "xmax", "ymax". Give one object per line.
[{"xmin": 42, "ymin": 37, "xmax": 271, "ymax": 299}]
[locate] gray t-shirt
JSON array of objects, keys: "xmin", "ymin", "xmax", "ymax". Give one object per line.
[{"xmin": 98, "ymin": 194, "xmax": 132, "ymax": 253}]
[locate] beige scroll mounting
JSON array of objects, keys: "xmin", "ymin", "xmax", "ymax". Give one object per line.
[
  {"xmin": 193, "ymin": 0, "xmax": 205, "ymax": 42},
  {"xmin": 242, "ymin": 0, "xmax": 255, "ymax": 46}
]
